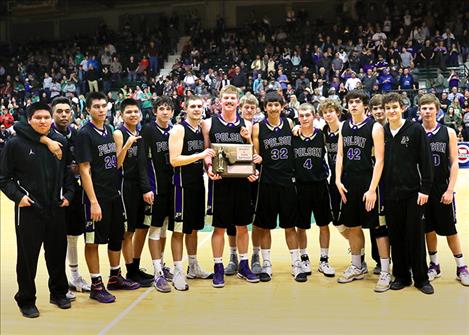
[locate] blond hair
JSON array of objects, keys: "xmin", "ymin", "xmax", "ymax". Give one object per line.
[
  {"xmin": 239, "ymin": 92, "xmax": 259, "ymax": 107},
  {"xmin": 220, "ymin": 85, "xmax": 240, "ymax": 98},
  {"xmin": 318, "ymin": 99, "xmax": 342, "ymax": 116}
]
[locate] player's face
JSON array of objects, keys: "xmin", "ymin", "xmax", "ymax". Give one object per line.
[
  {"xmin": 265, "ymin": 101, "xmax": 283, "ymax": 119},
  {"xmin": 420, "ymin": 103, "xmax": 437, "ymax": 122},
  {"xmin": 347, "ymin": 98, "xmax": 365, "ymax": 117},
  {"xmin": 240, "ymin": 103, "xmax": 257, "ymax": 121},
  {"xmin": 53, "ymin": 103, "xmax": 72, "ymax": 128},
  {"xmin": 186, "ymin": 99, "xmax": 204, "ymax": 122},
  {"xmin": 87, "ymin": 99, "xmax": 108, "ymax": 123},
  {"xmin": 371, "ymin": 105, "xmax": 385, "ymax": 123},
  {"xmin": 323, "ymin": 107, "xmax": 339, "ymax": 124},
  {"xmin": 29, "ymin": 110, "xmax": 52, "ymax": 135},
  {"xmin": 298, "ymin": 110, "xmax": 314, "ymax": 128},
  {"xmin": 155, "ymin": 103, "xmax": 174, "ymax": 124},
  {"xmin": 384, "ymin": 101, "xmax": 404, "ymax": 123},
  {"xmin": 122, "ymin": 105, "xmax": 141, "ymax": 127},
  {"xmin": 221, "ymin": 93, "xmax": 239, "ymax": 112}
]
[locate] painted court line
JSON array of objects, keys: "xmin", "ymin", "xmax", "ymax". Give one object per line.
[{"xmin": 98, "ymin": 232, "xmax": 213, "ymax": 335}]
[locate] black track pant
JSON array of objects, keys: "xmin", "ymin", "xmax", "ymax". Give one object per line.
[
  {"xmin": 14, "ymin": 205, "xmax": 68, "ymax": 308},
  {"xmin": 386, "ymin": 194, "xmax": 429, "ymax": 288}
]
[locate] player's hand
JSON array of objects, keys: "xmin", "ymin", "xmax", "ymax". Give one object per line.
[
  {"xmin": 46, "ymin": 140, "xmax": 63, "ymax": 160},
  {"xmin": 362, "ymin": 189, "xmax": 376, "ymax": 212},
  {"xmin": 90, "ymin": 202, "xmax": 102, "ymax": 222},
  {"xmin": 18, "ymin": 195, "xmax": 34, "ymax": 207},
  {"xmin": 126, "ymin": 135, "xmax": 142, "ymax": 146},
  {"xmin": 417, "ymin": 192, "xmax": 429, "ymax": 206},
  {"xmin": 200, "ymin": 148, "xmax": 216, "ymax": 160},
  {"xmin": 247, "ymin": 169, "xmax": 259, "ymax": 182},
  {"xmin": 336, "ymin": 181, "xmax": 348, "ymax": 203},
  {"xmin": 60, "ymin": 198, "xmax": 70, "ymax": 207},
  {"xmin": 440, "ymin": 190, "xmax": 453, "ymax": 205},
  {"xmin": 143, "ymin": 191, "xmax": 154, "ymax": 205},
  {"xmin": 240, "ymin": 127, "xmax": 251, "ymax": 141},
  {"xmin": 252, "ymin": 153, "xmax": 262, "ymax": 164},
  {"xmin": 207, "ymin": 165, "xmax": 222, "ymax": 180}
]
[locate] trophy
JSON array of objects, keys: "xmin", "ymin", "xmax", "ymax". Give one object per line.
[{"xmin": 211, "ymin": 143, "xmax": 256, "ymax": 178}]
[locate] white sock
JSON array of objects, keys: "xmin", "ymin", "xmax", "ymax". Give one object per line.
[
  {"xmin": 90, "ymin": 273, "xmax": 101, "ymax": 279},
  {"xmin": 430, "ymin": 252, "xmax": 439, "ymax": 264},
  {"xmin": 253, "ymin": 246, "xmax": 260, "ymax": 255},
  {"xmin": 289, "ymin": 249, "xmax": 300, "ymax": 265},
  {"xmin": 110, "ymin": 265, "xmax": 120, "ymax": 270},
  {"xmin": 174, "ymin": 261, "xmax": 183, "ymax": 271},
  {"xmin": 380, "ymin": 258, "xmax": 390, "ymax": 273},
  {"xmin": 299, "ymin": 248, "xmax": 308, "ymax": 256},
  {"xmin": 69, "ymin": 264, "xmax": 80, "ymax": 281},
  {"xmin": 320, "ymin": 248, "xmax": 329, "ymax": 258},
  {"xmin": 230, "ymin": 247, "xmax": 237, "ymax": 256},
  {"xmin": 152, "ymin": 259, "xmax": 162, "ymax": 275},
  {"xmin": 352, "ymin": 254, "xmax": 361, "ymax": 268},
  {"xmin": 261, "ymin": 249, "xmax": 271, "ymax": 263},
  {"xmin": 67, "ymin": 235, "xmax": 79, "ymax": 267},
  {"xmin": 239, "ymin": 253, "xmax": 248, "ymax": 261},
  {"xmin": 214, "ymin": 257, "xmax": 223, "ymax": 264},
  {"xmin": 455, "ymin": 254, "xmax": 465, "ymax": 267},
  {"xmin": 188, "ymin": 255, "xmax": 197, "ymax": 266}
]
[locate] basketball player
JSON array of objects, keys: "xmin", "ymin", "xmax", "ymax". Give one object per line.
[
  {"xmin": 113, "ymin": 98, "xmax": 155, "ymax": 288},
  {"xmin": 0, "ymin": 102, "xmax": 74, "ymax": 317},
  {"xmin": 252, "ymin": 91, "xmax": 307, "ymax": 283},
  {"xmin": 420, "ymin": 93, "xmax": 469, "ymax": 286},
  {"xmin": 13, "ymin": 97, "xmax": 91, "ymax": 299},
  {"xmin": 293, "ymin": 103, "xmax": 335, "ymax": 277},
  {"xmin": 335, "ymin": 90, "xmax": 384, "ymax": 284},
  {"xmin": 382, "ymin": 92, "xmax": 434, "ymax": 294},
  {"xmin": 75, "ymin": 92, "xmax": 140, "ymax": 304},
  {"xmin": 217, "ymin": 93, "xmax": 264, "ymax": 276},
  {"xmin": 202, "ymin": 86, "xmax": 260, "ymax": 288},
  {"xmin": 169, "ymin": 95, "xmax": 215, "ymax": 291},
  {"xmin": 135, "ymin": 96, "xmax": 176, "ymax": 292}
]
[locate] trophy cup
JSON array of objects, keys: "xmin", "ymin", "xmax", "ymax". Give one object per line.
[{"xmin": 214, "ymin": 147, "xmax": 227, "ymax": 174}]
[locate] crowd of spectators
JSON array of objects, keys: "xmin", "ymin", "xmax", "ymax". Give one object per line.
[{"xmin": 1, "ymin": 1, "xmax": 469, "ymax": 143}]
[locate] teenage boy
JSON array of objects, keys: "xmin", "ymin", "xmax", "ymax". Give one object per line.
[{"xmin": 382, "ymin": 92, "xmax": 434, "ymax": 294}]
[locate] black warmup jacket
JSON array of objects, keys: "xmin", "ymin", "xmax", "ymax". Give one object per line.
[
  {"xmin": 0, "ymin": 126, "xmax": 75, "ymax": 214},
  {"xmin": 383, "ymin": 119, "xmax": 433, "ymax": 201}
]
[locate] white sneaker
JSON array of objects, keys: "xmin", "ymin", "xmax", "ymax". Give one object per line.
[
  {"xmin": 338, "ymin": 264, "xmax": 365, "ymax": 283},
  {"xmin": 173, "ymin": 268, "xmax": 189, "ymax": 291},
  {"xmin": 259, "ymin": 260, "xmax": 272, "ymax": 282},
  {"xmin": 457, "ymin": 266, "xmax": 469, "ymax": 286},
  {"xmin": 291, "ymin": 261, "xmax": 307, "ymax": 282},
  {"xmin": 318, "ymin": 261, "xmax": 336, "ymax": 277},
  {"xmin": 361, "ymin": 261, "xmax": 368, "ymax": 274},
  {"xmin": 69, "ymin": 276, "xmax": 91, "ymax": 292},
  {"xmin": 374, "ymin": 272, "xmax": 392, "ymax": 292},
  {"xmin": 187, "ymin": 262, "xmax": 214, "ymax": 279},
  {"xmin": 300, "ymin": 255, "xmax": 312, "ymax": 275},
  {"xmin": 66, "ymin": 290, "xmax": 76, "ymax": 301}
]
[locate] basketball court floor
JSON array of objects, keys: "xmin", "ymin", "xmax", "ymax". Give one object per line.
[{"xmin": 1, "ymin": 172, "xmax": 468, "ymax": 334}]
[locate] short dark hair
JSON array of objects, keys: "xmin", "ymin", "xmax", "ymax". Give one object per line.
[
  {"xmin": 382, "ymin": 92, "xmax": 405, "ymax": 108},
  {"xmin": 369, "ymin": 94, "xmax": 384, "ymax": 108},
  {"xmin": 153, "ymin": 96, "xmax": 175, "ymax": 111},
  {"xmin": 345, "ymin": 89, "xmax": 369, "ymax": 105},
  {"xmin": 264, "ymin": 91, "xmax": 284, "ymax": 107},
  {"xmin": 85, "ymin": 92, "xmax": 108, "ymax": 108},
  {"xmin": 27, "ymin": 102, "xmax": 52, "ymax": 119},
  {"xmin": 51, "ymin": 97, "xmax": 71, "ymax": 109},
  {"xmin": 120, "ymin": 98, "xmax": 140, "ymax": 112}
]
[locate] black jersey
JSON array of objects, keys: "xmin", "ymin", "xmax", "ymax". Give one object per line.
[
  {"xmin": 209, "ymin": 114, "xmax": 246, "ymax": 144},
  {"xmin": 173, "ymin": 121, "xmax": 204, "ymax": 187},
  {"xmin": 427, "ymin": 124, "xmax": 450, "ymax": 195},
  {"xmin": 119, "ymin": 125, "xmax": 141, "ymax": 182},
  {"xmin": 293, "ymin": 129, "xmax": 329, "ymax": 183},
  {"xmin": 75, "ymin": 122, "xmax": 119, "ymax": 200},
  {"xmin": 341, "ymin": 117, "xmax": 375, "ymax": 179},
  {"xmin": 141, "ymin": 122, "xmax": 172, "ymax": 194},
  {"xmin": 323, "ymin": 123, "xmax": 339, "ymax": 179},
  {"xmin": 258, "ymin": 117, "xmax": 294, "ymax": 185}
]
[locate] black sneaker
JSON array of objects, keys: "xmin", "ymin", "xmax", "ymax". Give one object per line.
[
  {"xmin": 416, "ymin": 283, "xmax": 434, "ymax": 295},
  {"xmin": 20, "ymin": 305, "xmax": 40, "ymax": 318},
  {"xmin": 126, "ymin": 270, "xmax": 153, "ymax": 287},
  {"xmin": 50, "ymin": 296, "xmax": 71, "ymax": 309},
  {"xmin": 390, "ymin": 279, "xmax": 412, "ymax": 290}
]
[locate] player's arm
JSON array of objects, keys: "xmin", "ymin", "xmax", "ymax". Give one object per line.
[
  {"xmin": 201, "ymin": 118, "xmax": 221, "ymax": 180},
  {"xmin": 417, "ymin": 125, "xmax": 434, "ymax": 205},
  {"xmin": 137, "ymin": 131, "xmax": 153, "ymax": 204},
  {"xmin": 13, "ymin": 121, "xmax": 63, "ymax": 160},
  {"xmin": 169, "ymin": 124, "xmax": 215, "ymax": 167},
  {"xmin": 252, "ymin": 122, "xmax": 261, "ymax": 156},
  {"xmin": 114, "ymin": 129, "xmax": 141, "ymax": 169},
  {"xmin": 335, "ymin": 123, "xmax": 347, "ymax": 203},
  {"xmin": 241, "ymin": 119, "xmax": 253, "ymax": 144},
  {"xmin": 441, "ymin": 127, "xmax": 459, "ymax": 204},
  {"xmin": 363, "ymin": 122, "xmax": 384, "ymax": 211},
  {"xmin": 79, "ymin": 162, "xmax": 102, "ymax": 222}
]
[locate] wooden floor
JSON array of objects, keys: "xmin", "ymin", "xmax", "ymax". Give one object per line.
[{"xmin": 1, "ymin": 172, "xmax": 469, "ymax": 335}]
